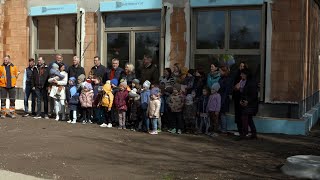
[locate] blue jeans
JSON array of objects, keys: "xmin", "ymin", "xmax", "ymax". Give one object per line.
[
  {"xmin": 34, "ymin": 87, "xmax": 48, "ymax": 116},
  {"xmin": 24, "ymin": 85, "xmax": 35, "ymax": 113},
  {"xmin": 151, "ymin": 118, "xmax": 158, "ymax": 131},
  {"xmin": 220, "ymin": 113, "xmax": 227, "ymax": 132}
]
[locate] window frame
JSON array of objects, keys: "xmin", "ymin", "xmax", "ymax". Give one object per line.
[
  {"xmin": 191, "ymin": 5, "xmax": 266, "ymax": 101},
  {"xmin": 30, "ymin": 14, "xmax": 79, "ymax": 63}
]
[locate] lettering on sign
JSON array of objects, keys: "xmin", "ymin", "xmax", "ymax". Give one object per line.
[
  {"xmin": 41, "ymin": 7, "xmax": 63, "ymax": 13},
  {"xmin": 115, "ymin": 1, "xmax": 144, "ymax": 8}
]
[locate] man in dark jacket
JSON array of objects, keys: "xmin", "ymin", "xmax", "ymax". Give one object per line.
[
  {"xmin": 104, "ymin": 58, "xmax": 123, "ymax": 83},
  {"xmin": 22, "ymin": 58, "xmax": 36, "ymax": 117},
  {"xmin": 33, "ymin": 56, "xmax": 49, "ymax": 119},
  {"xmin": 140, "ymin": 55, "xmax": 159, "ymax": 85},
  {"xmin": 67, "ymin": 56, "xmax": 85, "ymax": 82},
  {"xmin": 90, "ymin": 56, "xmax": 106, "ymax": 82}
]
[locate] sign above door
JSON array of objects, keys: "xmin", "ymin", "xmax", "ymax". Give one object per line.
[
  {"xmin": 29, "ymin": 4, "xmax": 77, "ymax": 16},
  {"xmin": 100, "ymin": 0, "xmax": 162, "ymax": 12}
]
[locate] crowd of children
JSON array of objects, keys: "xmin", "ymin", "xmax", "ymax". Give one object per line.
[{"xmin": 49, "ymin": 60, "xmax": 256, "ymax": 138}]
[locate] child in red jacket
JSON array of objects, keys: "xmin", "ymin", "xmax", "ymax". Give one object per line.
[{"xmin": 115, "ymin": 81, "xmax": 129, "ymax": 129}]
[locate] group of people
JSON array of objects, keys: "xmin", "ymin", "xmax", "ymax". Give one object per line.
[{"xmin": 1, "ymin": 53, "xmax": 258, "ymax": 139}]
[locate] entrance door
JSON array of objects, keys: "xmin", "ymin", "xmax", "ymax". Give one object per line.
[{"xmin": 106, "ymin": 31, "xmax": 160, "ymax": 79}]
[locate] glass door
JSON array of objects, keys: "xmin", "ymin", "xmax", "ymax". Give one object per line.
[
  {"xmin": 134, "ymin": 32, "xmax": 160, "ymax": 79},
  {"xmin": 106, "ymin": 33, "xmax": 130, "ymax": 68}
]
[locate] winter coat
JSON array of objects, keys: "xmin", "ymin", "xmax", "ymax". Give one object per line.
[
  {"xmin": 182, "ymin": 75, "xmax": 195, "ymax": 94},
  {"xmin": 115, "ymin": 89, "xmax": 128, "ymax": 111},
  {"xmin": 140, "ymin": 89, "xmax": 150, "ymax": 110},
  {"xmin": 120, "ymin": 72, "xmax": 136, "ymax": 85},
  {"xmin": 91, "ymin": 64, "xmax": 107, "ymax": 81},
  {"xmin": 193, "ymin": 76, "xmax": 206, "ymax": 98},
  {"xmin": 101, "ymin": 84, "xmax": 114, "ymax": 109},
  {"xmin": 197, "ymin": 95, "xmax": 209, "ymax": 113},
  {"xmin": 33, "ymin": 64, "xmax": 49, "ymax": 89},
  {"xmin": 129, "ymin": 96, "xmax": 141, "ymax": 122},
  {"xmin": 207, "ymin": 71, "xmax": 221, "ymax": 89},
  {"xmin": 140, "ymin": 63, "xmax": 159, "ymax": 85},
  {"xmin": 49, "ymin": 71, "xmax": 68, "ymax": 100},
  {"xmin": 67, "ymin": 65, "xmax": 85, "ymax": 82},
  {"xmin": 105, "ymin": 67, "xmax": 124, "ymax": 82},
  {"xmin": 167, "ymin": 93, "xmax": 185, "ymax": 112},
  {"xmin": 79, "ymin": 90, "xmax": 94, "ymax": 108},
  {"xmin": 219, "ymin": 76, "xmax": 233, "ymax": 113},
  {"xmin": 207, "ymin": 93, "xmax": 221, "ymax": 112},
  {"xmin": 148, "ymin": 97, "xmax": 161, "ymax": 118},
  {"xmin": 23, "ymin": 66, "xmax": 35, "ymax": 90},
  {"xmin": 159, "ymin": 76, "xmax": 175, "ymax": 87},
  {"xmin": 66, "ymin": 85, "xmax": 79, "ymax": 111},
  {"xmin": 240, "ymin": 79, "xmax": 259, "ymax": 115}
]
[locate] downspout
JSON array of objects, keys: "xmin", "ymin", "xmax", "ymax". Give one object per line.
[{"xmin": 80, "ymin": 8, "xmax": 85, "ymax": 67}]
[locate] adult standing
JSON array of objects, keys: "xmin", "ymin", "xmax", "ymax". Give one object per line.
[
  {"xmin": 237, "ymin": 68, "xmax": 258, "ymax": 140},
  {"xmin": 22, "ymin": 58, "xmax": 36, "ymax": 117},
  {"xmin": 172, "ymin": 63, "xmax": 181, "ymax": 82},
  {"xmin": 120, "ymin": 63, "xmax": 136, "ymax": 85},
  {"xmin": 232, "ymin": 62, "xmax": 247, "ymax": 135},
  {"xmin": 90, "ymin": 56, "xmax": 106, "ymax": 82},
  {"xmin": 33, "ymin": 57, "xmax": 49, "ymax": 119},
  {"xmin": 207, "ymin": 63, "xmax": 221, "ymax": 89},
  {"xmin": 140, "ymin": 55, "xmax": 159, "ymax": 85},
  {"xmin": 0, "ymin": 55, "xmax": 20, "ymax": 118},
  {"xmin": 67, "ymin": 56, "xmax": 85, "ymax": 83},
  {"xmin": 218, "ymin": 65, "xmax": 233, "ymax": 133},
  {"xmin": 159, "ymin": 68, "xmax": 175, "ymax": 88},
  {"xmin": 49, "ymin": 63, "xmax": 68, "ymax": 121},
  {"xmin": 104, "ymin": 58, "xmax": 123, "ymax": 83}
]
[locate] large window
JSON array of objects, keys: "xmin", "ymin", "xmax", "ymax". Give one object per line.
[
  {"xmin": 192, "ymin": 7, "xmax": 265, "ymax": 99},
  {"xmin": 34, "ymin": 15, "xmax": 77, "ymax": 65}
]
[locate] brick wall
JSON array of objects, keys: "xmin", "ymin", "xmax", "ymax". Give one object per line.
[
  {"xmin": 270, "ymin": 0, "xmax": 304, "ymax": 102},
  {"xmin": 2, "ymin": 0, "xmax": 29, "ymax": 87},
  {"xmin": 169, "ymin": 7, "xmax": 187, "ymax": 69},
  {"xmin": 83, "ymin": 12, "xmax": 98, "ymax": 76}
]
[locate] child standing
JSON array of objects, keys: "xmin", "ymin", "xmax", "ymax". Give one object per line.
[
  {"xmin": 66, "ymin": 77, "xmax": 79, "ymax": 124},
  {"xmin": 207, "ymin": 83, "xmax": 221, "ymax": 136},
  {"xmin": 183, "ymin": 93, "xmax": 197, "ymax": 133},
  {"xmin": 79, "ymin": 82, "xmax": 94, "ymax": 124},
  {"xmin": 148, "ymin": 89, "xmax": 161, "ymax": 135},
  {"xmin": 167, "ymin": 84, "xmax": 185, "ymax": 134},
  {"xmin": 99, "ymin": 80, "xmax": 114, "ymax": 128},
  {"xmin": 141, "ymin": 80, "xmax": 151, "ymax": 132},
  {"xmin": 197, "ymin": 87, "xmax": 210, "ymax": 134},
  {"xmin": 128, "ymin": 88, "xmax": 141, "ymax": 131},
  {"xmin": 115, "ymin": 81, "xmax": 129, "ymax": 129},
  {"xmin": 92, "ymin": 76, "xmax": 103, "ymax": 124}
]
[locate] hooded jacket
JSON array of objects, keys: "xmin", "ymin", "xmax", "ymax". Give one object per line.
[
  {"xmin": 101, "ymin": 83, "xmax": 114, "ymax": 109},
  {"xmin": 114, "ymin": 89, "xmax": 128, "ymax": 111},
  {"xmin": 79, "ymin": 90, "xmax": 94, "ymax": 108},
  {"xmin": 148, "ymin": 96, "xmax": 161, "ymax": 118}
]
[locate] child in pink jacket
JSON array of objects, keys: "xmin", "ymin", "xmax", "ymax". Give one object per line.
[
  {"xmin": 79, "ymin": 82, "xmax": 94, "ymax": 124},
  {"xmin": 115, "ymin": 81, "xmax": 129, "ymax": 129}
]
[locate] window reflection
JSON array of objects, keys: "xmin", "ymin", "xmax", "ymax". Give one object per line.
[
  {"xmin": 106, "ymin": 12, "xmax": 161, "ymax": 27},
  {"xmin": 230, "ymin": 10, "xmax": 261, "ymax": 49},
  {"xmin": 196, "ymin": 11, "xmax": 225, "ymax": 49}
]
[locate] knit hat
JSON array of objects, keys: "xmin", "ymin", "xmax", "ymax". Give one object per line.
[
  {"xmin": 110, "ymin": 79, "xmax": 119, "ymax": 86},
  {"xmin": 185, "ymin": 94, "xmax": 194, "ymax": 105},
  {"xmin": 132, "ymin": 79, "xmax": 140, "ymax": 85},
  {"xmin": 151, "ymin": 87, "xmax": 160, "ymax": 96},
  {"xmin": 143, "ymin": 80, "xmax": 151, "ymax": 89},
  {"xmin": 129, "ymin": 88, "xmax": 139, "ymax": 98},
  {"xmin": 78, "ymin": 74, "xmax": 86, "ymax": 82},
  {"xmin": 52, "ymin": 63, "xmax": 59, "ymax": 70},
  {"xmin": 211, "ymin": 82, "xmax": 220, "ymax": 92},
  {"xmin": 119, "ymin": 81, "xmax": 128, "ymax": 89},
  {"xmin": 69, "ymin": 77, "xmax": 76, "ymax": 83},
  {"xmin": 84, "ymin": 82, "xmax": 93, "ymax": 90}
]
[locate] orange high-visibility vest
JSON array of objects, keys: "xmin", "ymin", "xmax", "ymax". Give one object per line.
[{"xmin": 0, "ymin": 63, "xmax": 18, "ymax": 88}]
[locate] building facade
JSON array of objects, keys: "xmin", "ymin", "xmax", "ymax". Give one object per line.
[{"xmin": 0, "ymin": 0, "xmax": 319, "ymax": 134}]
